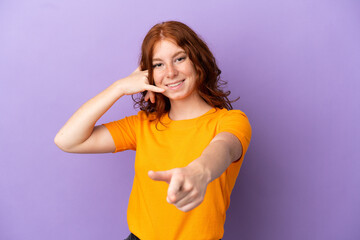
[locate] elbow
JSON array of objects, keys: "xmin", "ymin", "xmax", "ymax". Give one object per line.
[
  {"xmin": 54, "ymin": 134, "xmax": 71, "ymax": 152},
  {"xmin": 54, "ymin": 134, "xmax": 61, "ymax": 148}
]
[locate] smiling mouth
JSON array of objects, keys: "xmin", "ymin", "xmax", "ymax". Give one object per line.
[{"xmin": 166, "ymin": 79, "xmax": 185, "ymax": 87}]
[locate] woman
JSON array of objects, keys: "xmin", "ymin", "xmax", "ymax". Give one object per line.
[{"xmin": 54, "ymin": 21, "xmax": 251, "ymax": 240}]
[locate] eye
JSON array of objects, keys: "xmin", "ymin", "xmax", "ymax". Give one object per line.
[
  {"xmin": 152, "ymin": 63, "xmax": 163, "ymax": 68},
  {"xmin": 176, "ymin": 56, "xmax": 186, "ymax": 62}
]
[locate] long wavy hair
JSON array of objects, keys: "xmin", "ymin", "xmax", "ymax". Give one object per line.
[{"xmin": 133, "ymin": 21, "xmax": 238, "ymax": 122}]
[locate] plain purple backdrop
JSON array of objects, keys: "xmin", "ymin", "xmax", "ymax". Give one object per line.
[{"xmin": 1, "ymin": 0, "xmax": 359, "ymax": 239}]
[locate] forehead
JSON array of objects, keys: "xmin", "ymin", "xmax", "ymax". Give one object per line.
[{"xmin": 152, "ymin": 39, "xmax": 185, "ymax": 59}]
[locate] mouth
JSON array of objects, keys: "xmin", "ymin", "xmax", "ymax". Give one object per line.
[{"xmin": 166, "ymin": 79, "xmax": 185, "ymax": 88}]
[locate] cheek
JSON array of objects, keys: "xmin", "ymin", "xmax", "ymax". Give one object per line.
[
  {"xmin": 153, "ymin": 71, "xmax": 163, "ymax": 86},
  {"xmin": 152, "ymin": 76, "xmax": 159, "ymax": 86},
  {"xmin": 184, "ymin": 63, "xmax": 197, "ymax": 78}
]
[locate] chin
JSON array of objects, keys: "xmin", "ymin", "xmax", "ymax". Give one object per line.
[{"xmin": 167, "ymin": 93, "xmax": 194, "ymax": 101}]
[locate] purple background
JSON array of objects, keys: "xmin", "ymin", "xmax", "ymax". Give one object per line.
[{"xmin": 1, "ymin": 0, "xmax": 359, "ymax": 239}]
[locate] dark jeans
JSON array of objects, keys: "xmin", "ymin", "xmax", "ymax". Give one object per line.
[
  {"xmin": 124, "ymin": 233, "xmax": 140, "ymax": 240},
  {"xmin": 124, "ymin": 232, "xmax": 222, "ymax": 240}
]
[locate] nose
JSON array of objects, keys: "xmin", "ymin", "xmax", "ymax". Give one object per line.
[{"xmin": 166, "ymin": 64, "xmax": 178, "ymax": 79}]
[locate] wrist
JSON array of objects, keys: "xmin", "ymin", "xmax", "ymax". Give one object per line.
[
  {"xmin": 111, "ymin": 79, "xmax": 127, "ymax": 97},
  {"xmin": 187, "ymin": 158, "xmax": 212, "ymax": 184}
]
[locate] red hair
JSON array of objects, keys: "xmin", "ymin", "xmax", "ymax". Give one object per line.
[{"xmin": 133, "ymin": 21, "xmax": 238, "ymax": 121}]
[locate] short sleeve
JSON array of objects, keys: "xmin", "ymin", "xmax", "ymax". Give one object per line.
[
  {"xmin": 218, "ymin": 110, "xmax": 252, "ymax": 160},
  {"xmin": 102, "ymin": 115, "xmax": 138, "ymax": 153}
]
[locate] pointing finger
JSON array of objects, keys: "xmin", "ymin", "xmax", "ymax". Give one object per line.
[{"xmin": 148, "ymin": 170, "xmax": 172, "ymax": 184}]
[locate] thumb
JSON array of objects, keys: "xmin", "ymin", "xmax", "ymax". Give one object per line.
[
  {"xmin": 134, "ymin": 66, "xmax": 141, "ymax": 72},
  {"xmin": 148, "ymin": 170, "xmax": 173, "ymax": 184}
]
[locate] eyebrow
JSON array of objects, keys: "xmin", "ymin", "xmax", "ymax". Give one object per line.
[{"xmin": 152, "ymin": 51, "xmax": 186, "ymax": 62}]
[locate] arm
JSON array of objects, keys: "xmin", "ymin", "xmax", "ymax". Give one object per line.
[
  {"xmin": 54, "ymin": 68, "xmax": 164, "ymax": 153},
  {"xmin": 190, "ymin": 131, "xmax": 243, "ymax": 183},
  {"xmin": 148, "ymin": 131, "xmax": 242, "ymax": 212}
]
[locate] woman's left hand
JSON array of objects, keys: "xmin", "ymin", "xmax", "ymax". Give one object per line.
[{"xmin": 148, "ymin": 161, "xmax": 210, "ymax": 212}]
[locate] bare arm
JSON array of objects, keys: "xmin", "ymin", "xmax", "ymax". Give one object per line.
[
  {"xmin": 148, "ymin": 131, "xmax": 242, "ymax": 212},
  {"xmin": 54, "ymin": 68, "xmax": 164, "ymax": 153},
  {"xmin": 188, "ymin": 131, "xmax": 243, "ymax": 183}
]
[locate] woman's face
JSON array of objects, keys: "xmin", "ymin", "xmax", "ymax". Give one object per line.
[{"xmin": 152, "ymin": 39, "xmax": 198, "ymax": 102}]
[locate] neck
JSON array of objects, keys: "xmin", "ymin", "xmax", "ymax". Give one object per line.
[{"xmin": 168, "ymin": 94, "xmax": 213, "ymax": 120}]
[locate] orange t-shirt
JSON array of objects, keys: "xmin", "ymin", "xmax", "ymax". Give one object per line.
[{"xmin": 103, "ymin": 108, "xmax": 252, "ymax": 240}]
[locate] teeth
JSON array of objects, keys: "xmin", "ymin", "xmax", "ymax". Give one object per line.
[{"xmin": 168, "ymin": 81, "xmax": 183, "ymax": 87}]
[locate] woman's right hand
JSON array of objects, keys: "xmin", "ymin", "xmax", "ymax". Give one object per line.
[{"xmin": 118, "ymin": 67, "xmax": 165, "ymax": 103}]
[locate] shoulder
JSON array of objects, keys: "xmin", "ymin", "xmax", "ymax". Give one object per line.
[
  {"xmin": 136, "ymin": 110, "xmax": 158, "ymax": 121},
  {"xmin": 212, "ymin": 108, "xmax": 249, "ymax": 122},
  {"xmin": 103, "ymin": 110, "xmax": 150, "ymax": 127},
  {"xmin": 215, "ymin": 108, "xmax": 252, "ymax": 137}
]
